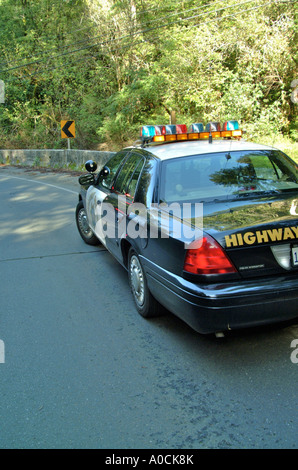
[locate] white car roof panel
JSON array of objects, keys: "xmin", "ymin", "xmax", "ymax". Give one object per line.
[{"xmin": 141, "ymin": 139, "xmax": 277, "ymax": 160}]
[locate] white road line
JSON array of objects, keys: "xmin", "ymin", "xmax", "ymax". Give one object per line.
[
  {"xmin": 0, "ymin": 174, "xmax": 78, "ymax": 194},
  {"xmin": 0, "ymin": 249, "xmax": 105, "ymax": 263}
]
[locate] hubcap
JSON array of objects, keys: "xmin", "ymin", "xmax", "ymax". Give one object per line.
[
  {"xmin": 130, "ymin": 255, "xmax": 145, "ymax": 307},
  {"xmin": 78, "ymin": 208, "xmax": 92, "ymax": 237}
]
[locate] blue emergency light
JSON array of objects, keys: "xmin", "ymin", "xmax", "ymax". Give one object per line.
[{"xmin": 188, "ymin": 123, "xmax": 204, "ymax": 133}]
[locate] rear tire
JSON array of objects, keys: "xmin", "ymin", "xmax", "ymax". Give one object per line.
[
  {"xmin": 128, "ymin": 248, "xmax": 162, "ymax": 318},
  {"xmin": 75, "ymin": 201, "xmax": 99, "ymax": 246}
]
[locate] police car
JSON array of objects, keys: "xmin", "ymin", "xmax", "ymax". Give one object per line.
[{"xmin": 75, "ymin": 121, "xmax": 298, "ymax": 335}]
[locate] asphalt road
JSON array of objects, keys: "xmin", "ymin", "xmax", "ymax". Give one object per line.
[{"xmin": 0, "ymin": 166, "xmax": 297, "ymax": 449}]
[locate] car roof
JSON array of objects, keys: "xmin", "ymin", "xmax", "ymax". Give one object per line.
[{"xmin": 133, "ymin": 139, "xmax": 277, "ymax": 161}]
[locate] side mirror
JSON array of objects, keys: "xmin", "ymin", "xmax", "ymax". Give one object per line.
[{"xmin": 85, "ymin": 160, "xmax": 97, "ymax": 173}]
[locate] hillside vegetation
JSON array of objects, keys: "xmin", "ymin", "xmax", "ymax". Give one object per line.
[{"xmin": 0, "ymin": 0, "xmax": 297, "ymax": 157}]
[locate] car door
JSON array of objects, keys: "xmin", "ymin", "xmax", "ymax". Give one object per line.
[
  {"xmin": 85, "ymin": 150, "xmax": 130, "ymax": 245},
  {"xmin": 103, "ymin": 152, "xmax": 146, "ymax": 259}
]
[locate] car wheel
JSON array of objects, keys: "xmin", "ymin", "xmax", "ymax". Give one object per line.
[
  {"xmin": 75, "ymin": 201, "xmax": 99, "ymax": 246},
  {"xmin": 128, "ymin": 248, "xmax": 162, "ymax": 318}
]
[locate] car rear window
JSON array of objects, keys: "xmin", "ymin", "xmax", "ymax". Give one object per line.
[{"xmin": 160, "ymin": 150, "xmax": 298, "ymax": 203}]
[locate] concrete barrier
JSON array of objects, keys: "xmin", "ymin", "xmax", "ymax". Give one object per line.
[{"xmin": 0, "ymin": 149, "xmax": 115, "ymax": 169}]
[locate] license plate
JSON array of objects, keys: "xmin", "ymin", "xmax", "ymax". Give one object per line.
[{"xmin": 292, "ymin": 247, "xmax": 298, "ymax": 266}]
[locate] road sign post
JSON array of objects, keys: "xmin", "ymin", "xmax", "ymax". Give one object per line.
[{"xmin": 0, "ymin": 80, "xmax": 4, "ymax": 104}]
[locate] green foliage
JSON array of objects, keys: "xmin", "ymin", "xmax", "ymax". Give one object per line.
[{"xmin": 0, "ymin": 0, "xmax": 297, "ymax": 151}]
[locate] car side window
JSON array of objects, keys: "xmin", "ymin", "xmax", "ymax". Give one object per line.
[
  {"xmin": 113, "ymin": 153, "xmax": 145, "ymax": 199},
  {"xmin": 99, "ymin": 151, "xmax": 129, "ymax": 190},
  {"xmin": 126, "ymin": 158, "xmax": 145, "ymax": 199}
]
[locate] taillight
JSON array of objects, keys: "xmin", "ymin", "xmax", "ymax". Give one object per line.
[{"xmin": 184, "ymin": 234, "xmax": 237, "ymax": 275}]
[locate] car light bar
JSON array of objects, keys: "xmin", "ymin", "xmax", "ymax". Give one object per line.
[{"xmin": 140, "ymin": 121, "xmax": 243, "ymax": 143}]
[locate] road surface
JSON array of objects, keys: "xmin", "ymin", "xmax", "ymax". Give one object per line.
[{"xmin": 0, "ymin": 166, "xmax": 297, "ymax": 449}]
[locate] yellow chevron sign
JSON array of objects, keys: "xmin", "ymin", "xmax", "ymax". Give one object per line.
[{"xmin": 61, "ymin": 120, "xmax": 75, "ymax": 138}]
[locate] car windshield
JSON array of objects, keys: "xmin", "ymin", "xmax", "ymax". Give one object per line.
[{"xmin": 160, "ymin": 150, "xmax": 298, "ymax": 203}]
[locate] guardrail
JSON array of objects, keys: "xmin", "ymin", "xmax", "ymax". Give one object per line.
[{"xmin": 0, "ymin": 149, "xmax": 115, "ymax": 169}]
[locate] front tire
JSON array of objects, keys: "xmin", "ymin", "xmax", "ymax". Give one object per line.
[
  {"xmin": 128, "ymin": 248, "xmax": 162, "ymax": 318},
  {"xmin": 75, "ymin": 201, "xmax": 99, "ymax": 246}
]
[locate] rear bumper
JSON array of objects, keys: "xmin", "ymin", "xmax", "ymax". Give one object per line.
[{"xmin": 142, "ymin": 257, "xmax": 298, "ymax": 334}]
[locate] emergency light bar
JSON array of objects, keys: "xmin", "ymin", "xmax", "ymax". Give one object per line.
[{"xmin": 140, "ymin": 121, "xmax": 242, "ymax": 143}]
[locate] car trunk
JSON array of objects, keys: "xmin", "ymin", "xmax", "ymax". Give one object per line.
[{"xmin": 195, "ymin": 193, "xmax": 298, "ymax": 279}]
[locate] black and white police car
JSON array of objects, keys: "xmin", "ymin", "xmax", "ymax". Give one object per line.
[{"xmin": 75, "ymin": 121, "xmax": 298, "ymax": 335}]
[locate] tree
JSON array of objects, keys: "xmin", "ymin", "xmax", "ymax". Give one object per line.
[{"xmin": 0, "ymin": 0, "xmax": 296, "ymax": 150}]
